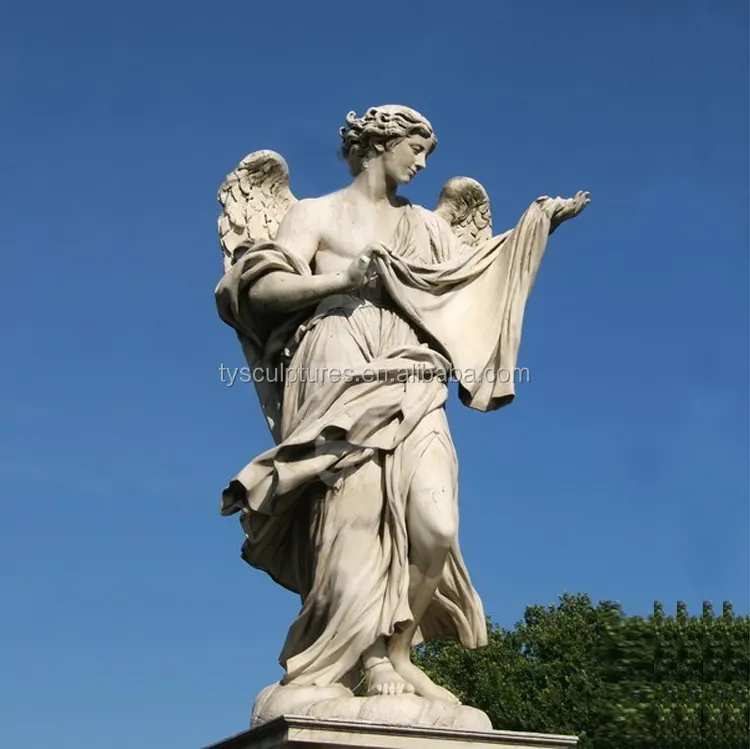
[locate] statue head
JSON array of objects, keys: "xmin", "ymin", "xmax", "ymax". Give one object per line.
[{"xmin": 339, "ymin": 105, "xmax": 437, "ymax": 184}]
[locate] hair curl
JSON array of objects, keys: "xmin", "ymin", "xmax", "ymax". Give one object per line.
[{"xmin": 339, "ymin": 105, "xmax": 437, "ymax": 175}]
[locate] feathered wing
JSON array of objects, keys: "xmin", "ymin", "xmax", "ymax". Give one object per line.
[
  {"xmin": 217, "ymin": 150, "xmax": 297, "ymax": 272},
  {"xmin": 216, "ymin": 151, "xmax": 298, "ymax": 443},
  {"xmin": 434, "ymin": 177, "xmax": 493, "ymax": 251}
]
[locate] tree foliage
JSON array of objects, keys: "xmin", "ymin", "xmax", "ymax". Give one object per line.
[{"xmin": 413, "ymin": 594, "xmax": 749, "ymax": 749}]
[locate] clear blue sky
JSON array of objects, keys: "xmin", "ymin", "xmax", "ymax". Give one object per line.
[{"xmin": 1, "ymin": 1, "xmax": 747, "ymax": 747}]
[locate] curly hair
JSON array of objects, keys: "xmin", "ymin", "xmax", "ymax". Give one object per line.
[{"xmin": 339, "ymin": 105, "xmax": 437, "ymax": 175}]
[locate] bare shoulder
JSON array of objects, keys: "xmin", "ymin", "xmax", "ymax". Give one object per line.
[
  {"xmin": 284, "ymin": 193, "xmax": 343, "ymax": 230},
  {"xmin": 275, "ymin": 196, "xmax": 339, "ymax": 262},
  {"xmin": 280, "ymin": 197, "xmax": 321, "ymax": 228}
]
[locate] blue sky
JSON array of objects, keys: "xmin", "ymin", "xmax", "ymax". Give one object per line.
[{"xmin": 1, "ymin": 1, "xmax": 747, "ymax": 747}]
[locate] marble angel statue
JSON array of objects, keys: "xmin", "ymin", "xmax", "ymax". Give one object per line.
[{"xmin": 214, "ymin": 105, "xmax": 589, "ymax": 720}]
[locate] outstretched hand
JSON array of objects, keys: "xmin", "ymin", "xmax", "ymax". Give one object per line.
[
  {"xmin": 539, "ymin": 191, "xmax": 591, "ymax": 234},
  {"xmin": 556, "ymin": 191, "xmax": 591, "ymax": 222},
  {"xmin": 565, "ymin": 190, "xmax": 591, "ymax": 218}
]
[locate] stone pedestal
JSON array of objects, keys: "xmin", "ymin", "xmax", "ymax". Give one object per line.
[{"xmin": 205, "ymin": 716, "xmax": 579, "ymax": 749}]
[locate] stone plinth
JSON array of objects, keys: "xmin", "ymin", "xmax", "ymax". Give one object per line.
[{"xmin": 205, "ymin": 716, "xmax": 579, "ymax": 749}]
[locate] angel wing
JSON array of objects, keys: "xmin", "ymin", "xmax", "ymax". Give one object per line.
[
  {"xmin": 434, "ymin": 177, "xmax": 493, "ymax": 250},
  {"xmin": 217, "ymin": 150, "xmax": 297, "ymax": 273}
]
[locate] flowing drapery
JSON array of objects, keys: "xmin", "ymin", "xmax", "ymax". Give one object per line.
[{"xmin": 215, "ymin": 199, "xmax": 557, "ymax": 685}]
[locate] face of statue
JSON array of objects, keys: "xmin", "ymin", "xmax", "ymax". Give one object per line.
[{"xmin": 381, "ymin": 133, "xmax": 431, "ymax": 184}]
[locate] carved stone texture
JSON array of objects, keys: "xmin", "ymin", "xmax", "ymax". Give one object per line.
[
  {"xmin": 214, "ymin": 105, "xmax": 590, "ymax": 727},
  {"xmin": 205, "ymin": 715, "xmax": 579, "ymax": 749}
]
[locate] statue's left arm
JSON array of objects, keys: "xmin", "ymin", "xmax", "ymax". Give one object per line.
[{"xmin": 384, "ymin": 189, "xmax": 591, "ymax": 413}]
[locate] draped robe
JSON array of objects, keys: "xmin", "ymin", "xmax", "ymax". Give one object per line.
[{"xmin": 215, "ymin": 198, "xmax": 561, "ymax": 687}]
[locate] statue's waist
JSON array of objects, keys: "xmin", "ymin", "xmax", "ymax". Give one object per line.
[{"xmin": 315, "ymin": 281, "xmax": 389, "ymax": 314}]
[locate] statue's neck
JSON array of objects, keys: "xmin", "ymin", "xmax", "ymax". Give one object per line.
[{"xmin": 350, "ymin": 162, "xmax": 399, "ymax": 205}]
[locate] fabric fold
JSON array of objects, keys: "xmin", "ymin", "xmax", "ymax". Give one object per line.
[{"xmin": 215, "ymin": 199, "xmax": 557, "ymax": 685}]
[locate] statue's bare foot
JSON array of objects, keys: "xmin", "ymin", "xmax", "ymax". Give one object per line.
[
  {"xmin": 366, "ymin": 659, "xmax": 416, "ymax": 696},
  {"xmin": 390, "ymin": 656, "xmax": 460, "ymax": 703}
]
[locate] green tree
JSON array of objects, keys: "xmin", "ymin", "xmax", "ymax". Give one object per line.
[{"xmin": 413, "ymin": 594, "xmax": 749, "ymax": 749}]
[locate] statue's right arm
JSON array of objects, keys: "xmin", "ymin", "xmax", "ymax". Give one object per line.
[{"xmin": 248, "ymin": 200, "xmax": 356, "ymax": 315}]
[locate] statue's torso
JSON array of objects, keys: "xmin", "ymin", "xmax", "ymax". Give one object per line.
[{"xmin": 304, "ymin": 190, "xmax": 416, "ymax": 275}]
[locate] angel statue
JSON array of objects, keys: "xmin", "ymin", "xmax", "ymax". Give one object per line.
[{"xmin": 215, "ymin": 105, "xmax": 590, "ymax": 727}]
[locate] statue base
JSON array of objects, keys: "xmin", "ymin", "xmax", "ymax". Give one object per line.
[
  {"xmin": 204, "ymin": 715, "xmax": 579, "ymax": 749},
  {"xmin": 250, "ymin": 681, "xmax": 493, "ymax": 731}
]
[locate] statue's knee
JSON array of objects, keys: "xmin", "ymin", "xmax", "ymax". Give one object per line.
[
  {"xmin": 428, "ymin": 513, "xmax": 457, "ymax": 550},
  {"xmin": 417, "ymin": 492, "xmax": 457, "ymax": 550},
  {"xmin": 408, "ymin": 468, "xmax": 457, "ymax": 548}
]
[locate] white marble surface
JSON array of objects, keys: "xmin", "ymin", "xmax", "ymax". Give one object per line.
[
  {"xmin": 206, "ymin": 715, "xmax": 579, "ymax": 749},
  {"xmin": 215, "ymin": 105, "xmax": 590, "ymax": 721}
]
